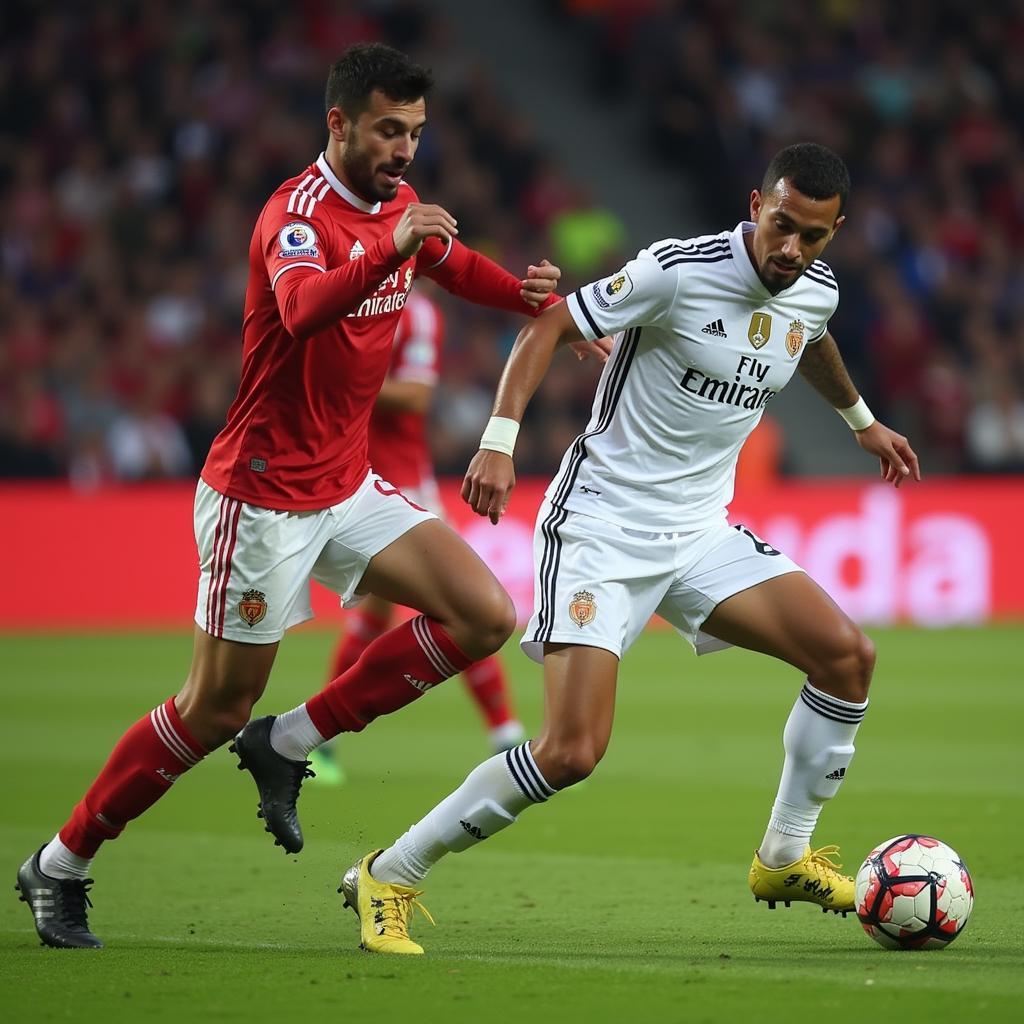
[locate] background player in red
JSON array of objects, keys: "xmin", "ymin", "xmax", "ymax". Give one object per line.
[
  {"xmin": 16, "ymin": 42, "xmax": 605, "ymax": 950},
  {"xmin": 312, "ymin": 287, "xmax": 524, "ymax": 785}
]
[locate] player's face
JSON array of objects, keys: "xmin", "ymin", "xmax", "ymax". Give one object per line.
[
  {"xmin": 341, "ymin": 90, "xmax": 426, "ymax": 203},
  {"xmin": 748, "ymin": 180, "xmax": 844, "ymax": 294}
]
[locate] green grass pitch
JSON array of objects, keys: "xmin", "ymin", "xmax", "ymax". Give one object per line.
[{"xmin": 1, "ymin": 626, "xmax": 1021, "ymax": 1023}]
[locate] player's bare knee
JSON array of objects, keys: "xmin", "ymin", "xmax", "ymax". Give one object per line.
[
  {"xmin": 533, "ymin": 741, "xmax": 600, "ymax": 790},
  {"xmin": 461, "ymin": 587, "xmax": 516, "ymax": 659},
  {"xmin": 176, "ymin": 686, "xmax": 259, "ymax": 748},
  {"xmin": 851, "ymin": 630, "xmax": 876, "ymax": 698},
  {"xmin": 811, "ymin": 623, "xmax": 875, "ymax": 703}
]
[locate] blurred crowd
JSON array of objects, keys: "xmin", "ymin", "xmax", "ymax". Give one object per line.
[
  {"xmin": 560, "ymin": 0, "xmax": 1024, "ymax": 472},
  {"xmin": 3, "ymin": 1, "xmax": 1023, "ymax": 485},
  {"xmin": 0, "ymin": 0, "xmax": 613, "ymax": 485}
]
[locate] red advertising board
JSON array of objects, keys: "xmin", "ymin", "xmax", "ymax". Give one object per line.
[{"xmin": 0, "ymin": 479, "xmax": 1021, "ymax": 629}]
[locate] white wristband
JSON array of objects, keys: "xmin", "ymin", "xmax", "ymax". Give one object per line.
[
  {"xmin": 479, "ymin": 416, "xmax": 520, "ymax": 457},
  {"xmin": 836, "ymin": 397, "xmax": 875, "ymax": 431}
]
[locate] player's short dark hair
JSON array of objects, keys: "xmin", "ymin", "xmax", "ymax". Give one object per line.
[
  {"xmin": 325, "ymin": 42, "xmax": 433, "ymax": 118},
  {"xmin": 762, "ymin": 143, "xmax": 850, "ymax": 215}
]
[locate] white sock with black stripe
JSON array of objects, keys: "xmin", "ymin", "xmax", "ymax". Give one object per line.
[
  {"xmin": 758, "ymin": 681, "xmax": 868, "ymax": 868},
  {"xmin": 371, "ymin": 743, "xmax": 555, "ymax": 887}
]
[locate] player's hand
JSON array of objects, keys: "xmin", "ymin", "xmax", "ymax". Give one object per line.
[
  {"xmin": 393, "ymin": 203, "xmax": 459, "ymax": 258},
  {"xmin": 462, "ymin": 449, "xmax": 516, "ymax": 525},
  {"xmin": 568, "ymin": 336, "xmax": 614, "ymax": 363},
  {"xmin": 520, "ymin": 259, "xmax": 561, "ymax": 307},
  {"xmin": 855, "ymin": 421, "xmax": 921, "ymax": 488}
]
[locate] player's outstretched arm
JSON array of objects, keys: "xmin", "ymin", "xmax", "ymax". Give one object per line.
[
  {"xmin": 462, "ymin": 302, "xmax": 585, "ymax": 524},
  {"xmin": 798, "ymin": 332, "xmax": 921, "ymax": 488},
  {"xmin": 521, "ymin": 260, "xmax": 609, "ymax": 363}
]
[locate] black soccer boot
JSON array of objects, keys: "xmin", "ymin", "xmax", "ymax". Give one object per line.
[
  {"xmin": 230, "ymin": 716, "xmax": 314, "ymax": 854},
  {"xmin": 16, "ymin": 847, "xmax": 103, "ymax": 949}
]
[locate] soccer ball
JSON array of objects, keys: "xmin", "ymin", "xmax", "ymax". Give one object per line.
[{"xmin": 855, "ymin": 835, "xmax": 974, "ymax": 950}]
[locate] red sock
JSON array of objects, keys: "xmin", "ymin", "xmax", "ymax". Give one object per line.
[
  {"xmin": 59, "ymin": 697, "xmax": 207, "ymax": 858},
  {"xmin": 462, "ymin": 655, "xmax": 516, "ymax": 729},
  {"xmin": 306, "ymin": 615, "xmax": 472, "ymax": 737},
  {"xmin": 327, "ymin": 606, "xmax": 391, "ymax": 681}
]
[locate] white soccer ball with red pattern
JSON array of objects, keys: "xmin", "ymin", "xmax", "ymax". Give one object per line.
[{"xmin": 855, "ymin": 835, "xmax": 974, "ymax": 950}]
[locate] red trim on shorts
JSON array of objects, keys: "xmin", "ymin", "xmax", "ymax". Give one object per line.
[
  {"xmin": 206, "ymin": 496, "xmax": 230, "ymax": 633},
  {"xmin": 215, "ymin": 501, "xmax": 243, "ymax": 636},
  {"xmin": 207, "ymin": 496, "xmax": 241, "ymax": 637},
  {"xmin": 373, "ymin": 478, "xmax": 427, "ymax": 513}
]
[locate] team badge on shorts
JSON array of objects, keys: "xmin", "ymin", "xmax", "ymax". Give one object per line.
[
  {"xmin": 568, "ymin": 590, "xmax": 597, "ymax": 628},
  {"xmin": 748, "ymin": 312, "xmax": 772, "ymax": 349},
  {"xmin": 786, "ymin": 318, "xmax": 806, "ymax": 357},
  {"xmin": 238, "ymin": 589, "xmax": 268, "ymax": 628}
]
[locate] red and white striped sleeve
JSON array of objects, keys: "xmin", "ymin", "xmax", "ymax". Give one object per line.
[{"xmin": 261, "ymin": 184, "xmax": 333, "ymax": 293}]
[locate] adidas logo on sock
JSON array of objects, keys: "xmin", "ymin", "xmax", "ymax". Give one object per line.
[
  {"xmin": 404, "ymin": 673, "xmax": 434, "ymax": 692},
  {"xmin": 460, "ymin": 819, "xmax": 487, "ymax": 840},
  {"xmin": 701, "ymin": 318, "xmax": 727, "ymax": 337},
  {"xmin": 825, "ymin": 767, "xmax": 846, "ymax": 780}
]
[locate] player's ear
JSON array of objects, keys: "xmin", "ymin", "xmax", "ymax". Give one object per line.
[
  {"xmin": 750, "ymin": 189, "xmax": 762, "ymax": 221},
  {"xmin": 327, "ymin": 106, "xmax": 347, "ymax": 142},
  {"xmin": 832, "ymin": 214, "xmax": 846, "ymax": 234}
]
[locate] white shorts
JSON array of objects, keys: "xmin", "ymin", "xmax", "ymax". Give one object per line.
[
  {"xmin": 399, "ymin": 477, "xmax": 444, "ymax": 519},
  {"xmin": 522, "ymin": 500, "xmax": 803, "ymax": 664},
  {"xmin": 193, "ymin": 471, "xmax": 436, "ymax": 643}
]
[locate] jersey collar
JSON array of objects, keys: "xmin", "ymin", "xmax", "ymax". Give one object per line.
[
  {"xmin": 730, "ymin": 221, "xmax": 772, "ymax": 299},
  {"xmin": 316, "ymin": 153, "xmax": 382, "ymax": 215}
]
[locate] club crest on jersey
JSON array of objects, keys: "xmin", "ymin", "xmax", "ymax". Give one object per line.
[
  {"xmin": 278, "ymin": 221, "xmax": 319, "ymax": 259},
  {"xmin": 786, "ymin": 318, "xmax": 806, "ymax": 357},
  {"xmin": 238, "ymin": 589, "xmax": 268, "ymax": 628},
  {"xmin": 568, "ymin": 590, "xmax": 597, "ymax": 628},
  {"xmin": 748, "ymin": 312, "xmax": 772, "ymax": 349},
  {"xmin": 591, "ymin": 269, "xmax": 633, "ymax": 309}
]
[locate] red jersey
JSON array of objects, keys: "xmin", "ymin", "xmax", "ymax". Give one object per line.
[
  {"xmin": 368, "ymin": 291, "xmax": 443, "ymax": 488},
  {"xmin": 202, "ymin": 152, "xmax": 553, "ymax": 511}
]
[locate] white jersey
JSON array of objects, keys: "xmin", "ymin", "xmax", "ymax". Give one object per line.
[{"xmin": 553, "ymin": 221, "xmax": 839, "ymax": 531}]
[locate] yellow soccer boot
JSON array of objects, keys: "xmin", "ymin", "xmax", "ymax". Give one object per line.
[
  {"xmin": 339, "ymin": 849, "xmax": 434, "ymax": 954},
  {"xmin": 748, "ymin": 844, "xmax": 855, "ymax": 916}
]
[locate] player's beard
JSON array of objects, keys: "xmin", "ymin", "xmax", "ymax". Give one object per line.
[
  {"xmin": 342, "ymin": 135, "xmax": 405, "ymax": 204},
  {"xmin": 761, "ymin": 256, "xmax": 803, "ymax": 294}
]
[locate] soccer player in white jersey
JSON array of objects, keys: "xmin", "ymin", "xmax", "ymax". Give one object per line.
[{"xmin": 339, "ymin": 143, "xmax": 921, "ymax": 954}]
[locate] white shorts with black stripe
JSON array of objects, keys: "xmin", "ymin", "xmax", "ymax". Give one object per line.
[
  {"xmin": 522, "ymin": 499, "xmax": 803, "ymax": 663},
  {"xmin": 193, "ymin": 471, "xmax": 436, "ymax": 643}
]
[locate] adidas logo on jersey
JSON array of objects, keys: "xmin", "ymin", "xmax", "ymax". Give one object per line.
[
  {"xmin": 702, "ymin": 318, "xmax": 727, "ymax": 337},
  {"xmin": 349, "ymin": 239, "xmax": 365, "ymax": 261}
]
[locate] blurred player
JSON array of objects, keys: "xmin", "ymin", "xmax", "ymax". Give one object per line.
[
  {"xmin": 16, "ymin": 42, "xmax": 606, "ymax": 949},
  {"xmin": 311, "ymin": 287, "xmax": 524, "ymax": 785},
  {"xmin": 342, "ymin": 143, "xmax": 922, "ymax": 954}
]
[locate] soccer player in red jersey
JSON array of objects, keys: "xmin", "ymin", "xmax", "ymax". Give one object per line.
[
  {"xmin": 311, "ymin": 287, "xmax": 524, "ymax": 785},
  {"xmin": 17, "ymin": 43, "xmax": 602, "ymax": 949}
]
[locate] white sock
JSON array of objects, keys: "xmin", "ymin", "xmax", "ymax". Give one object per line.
[
  {"xmin": 372, "ymin": 742, "xmax": 556, "ymax": 886},
  {"xmin": 269, "ymin": 704, "xmax": 326, "ymax": 761},
  {"xmin": 759, "ymin": 681, "xmax": 868, "ymax": 868},
  {"xmin": 38, "ymin": 835, "xmax": 92, "ymax": 881}
]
